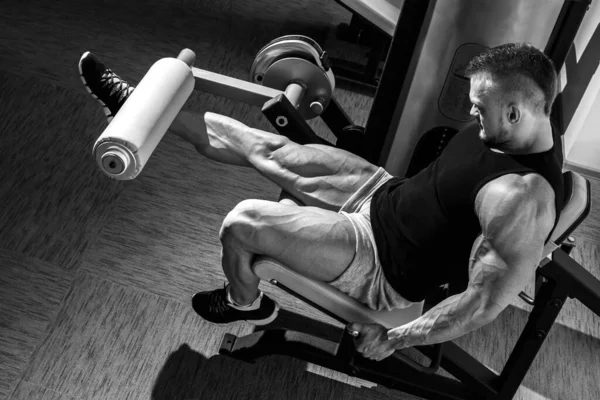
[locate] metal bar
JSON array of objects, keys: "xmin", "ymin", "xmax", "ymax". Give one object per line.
[
  {"xmin": 327, "ymin": 59, "xmax": 379, "ymax": 95},
  {"xmin": 320, "ymin": 97, "xmax": 355, "ymax": 138},
  {"xmin": 262, "ymin": 94, "xmax": 332, "ymax": 145},
  {"xmin": 519, "ymin": 270, "xmax": 547, "ymax": 306},
  {"xmin": 438, "ymin": 342, "xmax": 500, "ymax": 399},
  {"xmin": 364, "ymin": 40, "xmax": 385, "ymax": 83},
  {"xmin": 540, "ymin": 249, "xmax": 600, "ymax": 316},
  {"xmin": 191, "ymin": 67, "xmax": 281, "ymax": 107},
  {"xmin": 496, "ymin": 271, "xmax": 571, "ymax": 398},
  {"xmin": 349, "ymin": 361, "xmax": 474, "ymax": 400},
  {"xmin": 221, "ymin": 329, "xmax": 473, "ymax": 400},
  {"xmin": 219, "ymin": 330, "xmax": 353, "ymax": 370},
  {"xmin": 284, "ymin": 83, "xmax": 306, "ymax": 108},
  {"xmin": 363, "ymin": 0, "xmax": 434, "ymax": 165}
]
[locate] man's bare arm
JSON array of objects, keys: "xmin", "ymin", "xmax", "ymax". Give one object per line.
[{"xmin": 387, "ymin": 174, "xmax": 556, "ymax": 349}]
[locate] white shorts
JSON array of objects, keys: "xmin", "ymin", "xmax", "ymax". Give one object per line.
[{"xmin": 329, "ymin": 167, "xmax": 414, "ymax": 311}]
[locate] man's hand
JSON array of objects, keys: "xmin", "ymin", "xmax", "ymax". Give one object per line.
[{"xmin": 346, "ymin": 322, "xmax": 402, "ymax": 361}]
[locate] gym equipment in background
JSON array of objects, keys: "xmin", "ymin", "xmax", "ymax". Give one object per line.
[{"xmin": 327, "ymin": 0, "xmax": 402, "ymax": 93}]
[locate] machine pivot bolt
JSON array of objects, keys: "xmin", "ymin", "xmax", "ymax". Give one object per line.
[
  {"xmin": 549, "ymin": 299, "xmax": 563, "ymax": 309},
  {"xmin": 310, "ymin": 101, "xmax": 324, "ymax": 115},
  {"xmin": 270, "ymin": 279, "xmax": 278, "ymax": 285},
  {"xmin": 534, "ymin": 330, "xmax": 547, "ymax": 340},
  {"xmin": 276, "ymin": 116, "xmax": 288, "ymax": 127}
]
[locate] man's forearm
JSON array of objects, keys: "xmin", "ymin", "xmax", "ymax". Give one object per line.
[{"xmin": 387, "ymin": 290, "xmax": 495, "ymax": 349}]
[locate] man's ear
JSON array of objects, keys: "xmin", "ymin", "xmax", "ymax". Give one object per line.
[{"xmin": 508, "ymin": 104, "xmax": 520, "ymax": 124}]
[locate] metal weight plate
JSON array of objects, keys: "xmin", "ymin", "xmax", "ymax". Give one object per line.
[
  {"xmin": 262, "ymin": 57, "xmax": 332, "ymax": 119},
  {"xmin": 250, "ymin": 35, "xmax": 335, "ymax": 119}
]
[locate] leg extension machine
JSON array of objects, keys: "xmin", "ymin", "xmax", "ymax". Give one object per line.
[{"xmin": 91, "ymin": 36, "xmax": 598, "ymax": 400}]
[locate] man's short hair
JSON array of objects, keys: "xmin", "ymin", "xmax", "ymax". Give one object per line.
[{"xmin": 464, "ymin": 43, "xmax": 558, "ymax": 116}]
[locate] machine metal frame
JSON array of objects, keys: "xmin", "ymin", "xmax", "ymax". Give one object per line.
[
  {"xmin": 327, "ymin": 1, "xmax": 391, "ymax": 94},
  {"xmin": 219, "ymin": 232, "xmax": 599, "ymax": 400}
]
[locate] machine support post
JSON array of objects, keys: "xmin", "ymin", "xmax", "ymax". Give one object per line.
[
  {"xmin": 319, "ymin": 96, "xmax": 355, "ymax": 139},
  {"xmin": 496, "ymin": 260, "xmax": 571, "ymax": 398},
  {"xmin": 362, "ymin": 0, "xmax": 433, "ymax": 165}
]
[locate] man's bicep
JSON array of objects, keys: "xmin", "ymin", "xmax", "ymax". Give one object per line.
[
  {"xmin": 469, "ymin": 179, "xmax": 555, "ymax": 315},
  {"xmin": 467, "ymin": 235, "xmax": 537, "ymax": 316}
]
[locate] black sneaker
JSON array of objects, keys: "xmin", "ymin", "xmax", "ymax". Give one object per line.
[
  {"xmin": 192, "ymin": 285, "xmax": 279, "ymax": 326},
  {"xmin": 78, "ymin": 51, "xmax": 135, "ymax": 122}
]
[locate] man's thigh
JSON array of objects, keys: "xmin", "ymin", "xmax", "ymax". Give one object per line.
[
  {"xmin": 202, "ymin": 113, "xmax": 380, "ymax": 211},
  {"xmin": 227, "ymin": 199, "xmax": 357, "ymax": 282},
  {"xmin": 260, "ymin": 140, "xmax": 380, "ymax": 211}
]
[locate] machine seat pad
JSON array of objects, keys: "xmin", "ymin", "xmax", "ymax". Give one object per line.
[
  {"xmin": 253, "ymin": 256, "xmax": 423, "ymax": 329},
  {"xmin": 542, "ymin": 171, "xmax": 590, "ymax": 260}
]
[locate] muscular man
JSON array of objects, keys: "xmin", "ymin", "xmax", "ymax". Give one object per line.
[{"xmin": 78, "ymin": 42, "xmax": 563, "ymax": 361}]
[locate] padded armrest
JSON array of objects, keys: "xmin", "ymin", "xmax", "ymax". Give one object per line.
[
  {"xmin": 253, "ymin": 256, "xmax": 423, "ymax": 329},
  {"xmin": 338, "ymin": 0, "xmax": 404, "ymax": 37},
  {"xmin": 541, "ymin": 171, "xmax": 590, "ymax": 260}
]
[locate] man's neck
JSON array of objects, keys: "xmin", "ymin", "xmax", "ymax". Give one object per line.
[
  {"xmin": 500, "ymin": 119, "xmax": 553, "ymax": 155},
  {"xmin": 527, "ymin": 118, "xmax": 554, "ymax": 153}
]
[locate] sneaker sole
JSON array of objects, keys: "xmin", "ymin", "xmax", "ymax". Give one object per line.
[
  {"xmin": 247, "ymin": 302, "xmax": 280, "ymax": 326},
  {"xmin": 209, "ymin": 302, "xmax": 280, "ymax": 327},
  {"xmin": 78, "ymin": 51, "xmax": 114, "ymax": 123}
]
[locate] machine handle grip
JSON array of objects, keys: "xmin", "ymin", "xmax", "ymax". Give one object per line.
[{"xmin": 345, "ymin": 328, "xmax": 442, "ymax": 374}]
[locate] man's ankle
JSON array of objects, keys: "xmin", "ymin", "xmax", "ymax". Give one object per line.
[{"xmin": 226, "ymin": 285, "xmax": 261, "ymax": 309}]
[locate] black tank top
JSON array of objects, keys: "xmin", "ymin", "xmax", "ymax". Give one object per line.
[{"xmin": 370, "ymin": 122, "xmax": 564, "ymax": 302}]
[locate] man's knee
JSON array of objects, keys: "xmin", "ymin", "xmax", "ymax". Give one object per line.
[
  {"xmin": 220, "ymin": 199, "xmax": 267, "ymax": 248},
  {"xmin": 278, "ymin": 190, "xmax": 304, "ymax": 206}
]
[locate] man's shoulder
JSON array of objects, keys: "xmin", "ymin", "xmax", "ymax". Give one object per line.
[
  {"xmin": 476, "ymin": 173, "xmax": 554, "ymax": 206},
  {"xmin": 473, "ymin": 172, "xmax": 557, "ymax": 264},
  {"xmin": 475, "ymin": 173, "xmax": 556, "ymax": 229}
]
